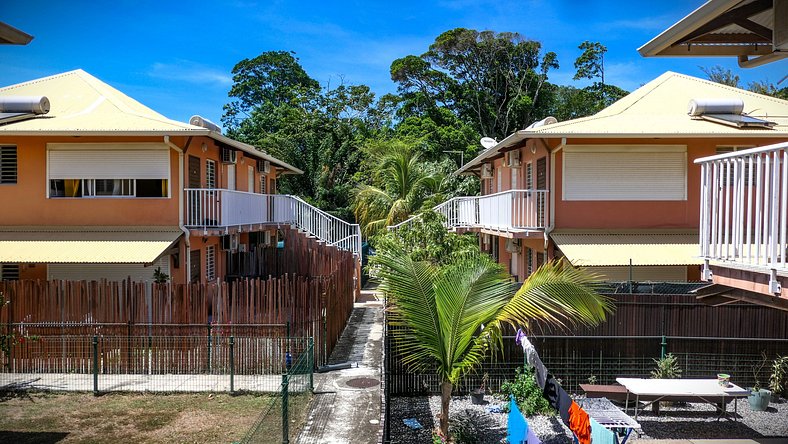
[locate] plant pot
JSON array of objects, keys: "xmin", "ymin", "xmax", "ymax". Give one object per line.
[
  {"xmin": 748, "ymin": 388, "xmax": 771, "ymax": 411},
  {"xmin": 470, "ymin": 390, "xmax": 485, "ymax": 405}
]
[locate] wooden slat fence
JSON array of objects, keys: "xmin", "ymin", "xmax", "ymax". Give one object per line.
[{"xmin": 386, "ymin": 292, "xmax": 788, "ymax": 395}]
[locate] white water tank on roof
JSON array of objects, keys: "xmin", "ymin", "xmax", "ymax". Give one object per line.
[
  {"xmin": 189, "ymin": 115, "xmax": 222, "ymax": 133},
  {"xmin": 0, "ymin": 96, "xmax": 49, "ymax": 114},
  {"xmin": 688, "ymin": 98, "xmax": 744, "ymax": 116}
]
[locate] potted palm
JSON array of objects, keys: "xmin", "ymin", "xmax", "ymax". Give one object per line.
[
  {"xmin": 470, "ymin": 373, "xmax": 489, "ymax": 405},
  {"xmin": 749, "ymin": 352, "xmax": 772, "ymax": 411}
]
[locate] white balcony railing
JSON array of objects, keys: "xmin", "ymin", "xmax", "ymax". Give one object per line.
[
  {"xmin": 185, "ymin": 189, "xmax": 361, "ymax": 256},
  {"xmin": 391, "ymin": 189, "xmax": 548, "ymax": 233},
  {"xmin": 696, "ymin": 141, "xmax": 788, "ymax": 293}
]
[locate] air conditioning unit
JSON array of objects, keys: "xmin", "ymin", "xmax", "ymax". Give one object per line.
[
  {"xmin": 480, "ymin": 163, "xmax": 493, "ymax": 179},
  {"xmin": 506, "ymin": 150, "xmax": 521, "ymax": 168},
  {"xmin": 257, "ymin": 160, "xmax": 271, "ymax": 174},
  {"xmin": 505, "ymin": 238, "xmax": 521, "ymax": 253},
  {"xmin": 238, "ymin": 243, "xmax": 248, "ymax": 253},
  {"xmin": 221, "ymin": 233, "xmax": 240, "ymax": 252},
  {"xmin": 221, "ymin": 148, "xmax": 237, "ymax": 164}
]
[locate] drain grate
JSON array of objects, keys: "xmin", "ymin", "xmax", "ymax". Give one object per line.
[{"xmin": 346, "ymin": 377, "xmax": 380, "ymax": 388}]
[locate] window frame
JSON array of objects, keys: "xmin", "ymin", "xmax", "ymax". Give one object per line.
[{"xmin": 0, "ymin": 145, "xmax": 18, "ymax": 185}]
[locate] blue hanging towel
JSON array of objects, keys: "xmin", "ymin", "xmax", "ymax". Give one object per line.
[
  {"xmin": 508, "ymin": 396, "xmax": 528, "ymax": 444},
  {"xmin": 590, "ymin": 417, "xmax": 615, "ymax": 444}
]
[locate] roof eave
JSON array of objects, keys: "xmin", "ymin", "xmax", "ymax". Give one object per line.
[
  {"xmin": 638, "ymin": 0, "xmax": 743, "ymax": 57},
  {"xmin": 208, "ymin": 132, "xmax": 303, "ymax": 175},
  {"xmin": 454, "ymin": 132, "xmax": 528, "ymax": 174}
]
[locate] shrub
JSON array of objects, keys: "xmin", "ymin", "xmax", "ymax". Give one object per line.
[
  {"xmin": 497, "ymin": 367, "xmax": 554, "ymax": 416},
  {"xmin": 769, "ymin": 355, "xmax": 788, "ymax": 398},
  {"xmin": 651, "ymin": 353, "xmax": 682, "ymax": 379}
]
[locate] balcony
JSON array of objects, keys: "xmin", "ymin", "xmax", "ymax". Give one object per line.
[
  {"xmin": 392, "ymin": 189, "xmax": 548, "ymax": 237},
  {"xmin": 185, "ymin": 189, "xmax": 361, "ymax": 256},
  {"xmin": 696, "ymin": 142, "xmax": 787, "ymax": 303}
]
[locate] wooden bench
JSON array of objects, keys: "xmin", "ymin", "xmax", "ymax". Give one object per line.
[{"xmin": 579, "ymin": 384, "xmax": 629, "ymax": 402}]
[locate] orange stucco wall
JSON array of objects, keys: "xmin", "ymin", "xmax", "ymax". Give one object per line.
[
  {"xmin": 0, "ymin": 136, "xmax": 180, "ymax": 226},
  {"xmin": 181, "ymin": 137, "xmax": 276, "ymax": 192},
  {"xmin": 479, "ymin": 137, "xmax": 785, "ymax": 282},
  {"xmin": 552, "ymin": 137, "xmax": 786, "ymax": 230}
]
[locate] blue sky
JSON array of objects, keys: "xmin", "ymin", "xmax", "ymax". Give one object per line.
[{"xmin": 3, "ymin": 0, "xmax": 786, "ymax": 128}]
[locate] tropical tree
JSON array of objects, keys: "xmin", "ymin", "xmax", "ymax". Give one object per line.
[
  {"xmin": 352, "ymin": 141, "xmax": 434, "ymax": 235},
  {"xmin": 374, "ymin": 236, "xmax": 613, "ymax": 439}
]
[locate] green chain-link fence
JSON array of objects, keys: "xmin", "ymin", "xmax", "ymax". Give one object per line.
[{"xmin": 239, "ymin": 337, "xmax": 314, "ymax": 444}]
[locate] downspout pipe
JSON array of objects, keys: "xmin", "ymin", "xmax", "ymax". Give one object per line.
[
  {"xmin": 545, "ymin": 137, "xmax": 566, "ymax": 254},
  {"xmin": 164, "ymin": 135, "xmax": 191, "ymax": 283}
]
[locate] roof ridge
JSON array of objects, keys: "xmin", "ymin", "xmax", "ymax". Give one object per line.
[
  {"xmin": 0, "ymin": 69, "xmax": 85, "ymax": 92},
  {"xmin": 71, "ymin": 70, "xmax": 200, "ymax": 130}
]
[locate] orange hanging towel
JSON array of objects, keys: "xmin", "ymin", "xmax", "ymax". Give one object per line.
[{"xmin": 568, "ymin": 401, "xmax": 591, "ymax": 444}]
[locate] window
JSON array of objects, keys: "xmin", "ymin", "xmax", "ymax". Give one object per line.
[
  {"xmin": 525, "ymin": 163, "xmax": 533, "ymax": 189},
  {"xmin": 206, "ymin": 160, "xmax": 216, "ymax": 189},
  {"xmin": 248, "ymin": 165, "xmax": 254, "ymax": 192},
  {"xmin": 0, "ymin": 146, "xmax": 17, "ymax": 184},
  {"xmin": 563, "ymin": 145, "xmax": 687, "ymax": 201},
  {"xmin": 0, "ymin": 264, "xmax": 20, "ymax": 280},
  {"xmin": 49, "ymin": 178, "xmax": 168, "ymax": 198},
  {"xmin": 48, "ymin": 145, "xmax": 170, "ymax": 198},
  {"xmin": 260, "ymin": 175, "xmax": 267, "ymax": 194},
  {"xmin": 717, "ymin": 146, "xmax": 755, "ymax": 186},
  {"xmin": 206, "ymin": 245, "xmax": 216, "ymax": 281},
  {"xmin": 526, "ymin": 247, "xmax": 533, "ymax": 276}
]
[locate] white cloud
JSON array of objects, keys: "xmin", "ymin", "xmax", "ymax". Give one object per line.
[{"xmin": 148, "ymin": 60, "xmax": 233, "ymax": 87}]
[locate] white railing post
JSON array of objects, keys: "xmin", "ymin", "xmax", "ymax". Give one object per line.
[{"xmin": 695, "ymin": 142, "xmax": 788, "ymax": 293}]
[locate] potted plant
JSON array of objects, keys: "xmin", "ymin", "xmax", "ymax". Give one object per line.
[
  {"xmin": 749, "ymin": 351, "xmax": 772, "ymax": 411},
  {"xmin": 470, "ymin": 373, "xmax": 489, "ymax": 405}
]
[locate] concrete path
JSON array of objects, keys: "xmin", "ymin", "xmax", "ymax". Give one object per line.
[{"xmin": 297, "ymin": 285, "xmax": 384, "ymax": 444}]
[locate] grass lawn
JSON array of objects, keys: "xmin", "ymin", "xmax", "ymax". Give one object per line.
[{"xmin": 0, "ymin": 391, "xmax": 311, "ymax": 444}]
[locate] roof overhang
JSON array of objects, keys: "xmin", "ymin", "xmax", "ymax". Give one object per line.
[
  {"xmin": 694, "ymin": 283, "xmax": 788, "ymax": 311},
  {"xmin": 551, "ymin": 230, "xmax": 703, "ymax": 267},
  {"xmin": 639, "ymin": 0, "xmax": 788, "ymax": 68},
  {"xmin": 0, "ymin": 22, "xmax": 33, "ymax": 45},
  {"xmin": 0, "ymin": 129, "xmax": 303, "ymax": 176},
  {"xmin": 455, "ymin": 132, "xmax": 528, "ymax": 175},
  {"xmin": 0, "ymin": 227, "xmax": 182, "ymax": 264}
]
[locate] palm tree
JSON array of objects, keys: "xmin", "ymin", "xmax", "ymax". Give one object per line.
[
  {"xmin": 374, "ymin": 244, "xmax": 613, "ymax": 439},
  {"xmin": 352, "ymin": 142, "xmax": 433, "ymax": 236}
]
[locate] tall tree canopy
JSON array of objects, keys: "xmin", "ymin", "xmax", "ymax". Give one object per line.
[
  {"xmin": 222, "ymin": 51, "xmax": 390, "ymax": 220},
  {"xmin": 391, "ymin": 28, "xmax": 559, "ymax": 143}
]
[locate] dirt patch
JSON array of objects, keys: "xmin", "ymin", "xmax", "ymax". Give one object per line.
[{"xmin": 0, "ymin": 391, "xmax": 310, "ymax": 444}]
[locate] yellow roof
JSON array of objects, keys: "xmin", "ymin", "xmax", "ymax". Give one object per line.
[
  {"xmin": 0, "ymin": 226, "xmax": 182, "ymax": 263},
  {"xmin": 525, "ymin": 72, "xmax": 788, "ymax": 137},
  {"xmin": 457, "ymin": 71, "xmax": 788, "ymax": 174},
  {"xmin": 0, "ymin": 70, "xmax": 303, "ymax": 174},
  {"xmin": 551, "ymin": 231, "xmax": 702, "ymax": 267}
]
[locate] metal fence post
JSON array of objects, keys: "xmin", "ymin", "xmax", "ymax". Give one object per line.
[
  {"xmin": 92, "ymin": 335, "xmax": 98, "ymax": 396},
  {"xmin": 229, "ymin": 336, "xmax": 235, "ymax": 393},
  {"xmin": 308, "ymin": 337, "xmax": 314, "ymax": 392},
  {"xmin": 282, "ymin": 374, "xmax": 289, "ymax": 444},
  {"xmin": 660, "ymin": 335, "xmax": 667, "ymax": 359},
  {"xmin": 207, "ymin": 322, "xmax": 212, "ymax": 373}
]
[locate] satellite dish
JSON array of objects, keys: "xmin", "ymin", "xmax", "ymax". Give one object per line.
[{"xmin": 480, "ymin": 137, "xmax": 497, "ymax": 149}]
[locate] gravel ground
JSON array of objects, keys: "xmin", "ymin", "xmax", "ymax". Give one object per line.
[{"xmin": 388, "ymin": 394, "xmax": 788, "ymax": 443}]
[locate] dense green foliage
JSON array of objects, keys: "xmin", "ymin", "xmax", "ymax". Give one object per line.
[
  {"xmin": 221, "ymin": 34, "xmax": 633, "ymax": 224},
  {"xmin": 498, "ymin": 367, "xmax": 555, "ymax": 416},
  {"xmin": 374, "ymin": 221, "xmax": 613, "ymax": 437},
  {"xmin": 769, "ymin": 355, "xmax": 788, "ymax": 398}
]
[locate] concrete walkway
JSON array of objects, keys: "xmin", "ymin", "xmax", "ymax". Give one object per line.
[{"xmin": 297, "ymin": 285, "xmax": 384, "ymax": 444}]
